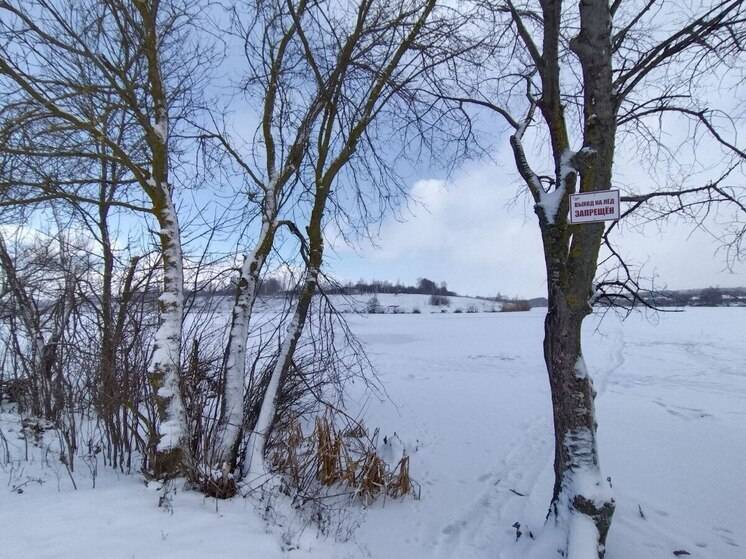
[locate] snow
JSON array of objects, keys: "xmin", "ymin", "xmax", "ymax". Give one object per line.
[
  {"xmin": 0, "ymin": 447, "xmax": 334, "ymax": 559},
  {"xmin": 154, "ymin": 121, "xmax": 167, "ymax": 142},
  {"xmin": 153, "ymin": 108, "xmax": 168, "ymax": 142},
  {"xmin": 567, "ymin": 452, "xmax": 613, "ymax": 508},
  {"xmin": 537, "ymin": 188, "xmax": 565, "ymax": 225},
  {"xmin": 2, "ymin": 307, "xmax": 746, "ymax": 558},
  {"xmin": 536, "ymin": 149, "xmax": 575, "ymax": 225},
  {"xmin": 575, "ymin": 356, "xmax": 589, "ymax": 379},
  {"xmin": 150, "ymin": 196, "xmax": 187, "ymax": 453},
  {"xmin": 559, "ymin": 149, "xmax": 577, "ymax": 186},
  {"xmin": 567, "ymin": 512, "xmax": 601, "ymax": 559}
]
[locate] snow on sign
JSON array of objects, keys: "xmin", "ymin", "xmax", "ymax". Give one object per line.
[{"xmin": 569, "ymin": 189, "xmax": 620, "ymax": 224}]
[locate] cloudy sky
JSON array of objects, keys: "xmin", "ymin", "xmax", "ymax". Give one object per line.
[
  {"xmin": 325, "ymin": 146, "xmax": 745, "ymax": 299},
  {"xmin": 204, "ymin": 4, "xmax": 745, "ymax": 301}
]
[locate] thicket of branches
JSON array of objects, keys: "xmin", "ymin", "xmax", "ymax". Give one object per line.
[{"xmin": 0, "ymin": 0, "xmax": 464, "ymax": 502}]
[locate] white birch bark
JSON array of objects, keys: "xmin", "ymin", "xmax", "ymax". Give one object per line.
[
  {"xmin": 243, "ymin": 268, "xmax": 317, "ymax": 482},
  {"xmin": 214, "ymin": 185, "xmax": 279, "ymax": 466},
  {"xmin": 150, "ymin": 191, "xmax": 187, "ymax": 454},
  {"xmin": 214, "ymin": 218, "xmax": 274, "ymax": 464}
]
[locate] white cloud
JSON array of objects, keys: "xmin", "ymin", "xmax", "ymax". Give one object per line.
[
  {"xmin": 327, "ymin": 147, "xmax": 744, "ymax": 298},
  {"xmin": 328, "ymin": 154, "xmax": 548, "ymax": 297}
]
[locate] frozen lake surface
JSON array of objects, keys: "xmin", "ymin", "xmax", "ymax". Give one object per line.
[{"xmin": 1, "ymin": 307, "xmax": 744, "ymax": 558}]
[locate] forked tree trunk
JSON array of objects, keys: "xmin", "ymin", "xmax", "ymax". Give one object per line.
[
  {"xmin": 243, "ymin": 194, "xmax": 325, "ymax": 482},
  {"xmin": 529, "ymin": 0, "xmax": 618, "ymax": 554},
  {"xmin": 243, "ymin": 265, "xmax": 318, "ymax": 482}
]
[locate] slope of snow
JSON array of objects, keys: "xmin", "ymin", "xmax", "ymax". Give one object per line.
[{"xmin": 2, "ymin": 308, "xmax": 744, "ymax": 559}]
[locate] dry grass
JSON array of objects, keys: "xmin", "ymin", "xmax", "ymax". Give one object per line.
[{"xmin": 269, "ymin": 410, "xmax": 417, "ymax": 504}]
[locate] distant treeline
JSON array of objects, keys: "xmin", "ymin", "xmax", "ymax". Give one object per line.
[
  {"xmin": 184, "ymin": 276, "xmax": 456, "ymax": 298},
  {"xmin": 323, "ymin": 278, "xmax": 456, "ymax": 296},
  {"xmin": 648, "ymin": 287, "xmax": 746, "ymax": 307},
  {"xmin": 174, "ymin": 280, "xmax": 746, "ymax": 309},
  {"xmin": 601, "ymin": 286, "xmax": 746, "ymax": 308}
]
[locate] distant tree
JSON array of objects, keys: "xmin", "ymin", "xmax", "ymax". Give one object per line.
[
  {"xmin": 259, "ymin": 277, "xmax": 283, "ymax": 297},
  {"xmin": 501, "ymin": 300, "xmax": 531, "ymax": 313},
  {"xmin": 366, "ymin": 296, "xmax": 382, "ymax": 314},
  {"xmin": 699, "ymin": 287, "xmax": 724, "ymax": 306},
  {"xmin": 429, "ymin": 293, "xmax": 450, "ymax": 306},
  {"xmin": 417, "ymin": 277, "xmax": 438, "ymax": 294}
]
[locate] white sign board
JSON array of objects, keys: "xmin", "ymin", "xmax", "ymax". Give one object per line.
[{"xmin": 569, "ymin": 190, "xmax": 620, "ymax": 224}]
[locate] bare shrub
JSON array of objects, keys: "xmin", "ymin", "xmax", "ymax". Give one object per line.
[
  {"xmin": 366, "ymin": 296, "xmax": 382, "ymax": 314},
  {"xmin": 428, "ymin": 294, "xmax": 450, "ymax": 306},
  {"xmin": 501, "ymin": 300, "xmax": 531, "ymax": 312}
]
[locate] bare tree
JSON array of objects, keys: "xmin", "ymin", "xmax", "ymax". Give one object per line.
[
  {"xmin": 0, "ymin": 230, "xmax": 77, "ymax": 420},
  {"xmin": 201, "ymin": 0, "xmax": 328, "ymax": 471},
  {"xmin": 241, "ymin": 0, "xmax": 465, "ymax": 484},
  {"xmin": 192, "ymin": 0, "xmax": 468, "ymax": 485},
  {"xmin": 432, "ymin": 0, "xmax": 746, "ymax": 555},
  {"xmin": 0, "ymin": 0, "xmax": 212, "ymax": 476}
]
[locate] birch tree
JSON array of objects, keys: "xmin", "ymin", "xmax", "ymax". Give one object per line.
[
  {"xmin": 204, "ymin": 0, "xmax": 327, "ymax": 471},
  {"xmin": 202, "ymin": 0, "xmax": 466, "ymax": 481},
  {"xmin": 0, "ymin": 0, "xmax": 211, "ymax": 476},
  {"xmin": 241, "ymin": 0, "xmax": 464, "ymax": 484}
]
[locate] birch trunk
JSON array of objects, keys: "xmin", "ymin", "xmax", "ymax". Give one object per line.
[
  {"xmin": 243, "ymin": 265, "xmax": 318, "ymax": 482},
  {"xmin": 215, "ymin": 208, "xmax": 277, "ymax": 468},
  {"xmin": 149, "ymin": 191, "xmax": 187, "ymax": 477},
  {"xmin": 244, "ymin": 192, "xmax": 325, "ymax": 482},
  {"xmin": 134, "ymin": 0, "xmax": 189, "ymax": 477}
]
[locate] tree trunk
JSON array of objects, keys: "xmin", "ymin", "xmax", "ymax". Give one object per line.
[
  {"xmin": 244, "ymin": 193, "xmax": 325, "ymax": 482},
  {"xmin": 215, "ymin": 214, "xmax": 276, "ymax": 469},
  {"xmin": 535, "ymin": 0, "xmax": 618, "ymax": 554},
  {"xmin": 243, "ymin": 265, "xmax": 318, "ymax": 482},
  {"xmin": 149, "ymin": 192, "xmax": 187, "ymax": 478},
  {"xmin": 543, "ymin": 283, "xmax": 614, "ymax": 557},
  {"xmin": 97, "ymin": 180, "xmax": 121, "ymax": 466}
]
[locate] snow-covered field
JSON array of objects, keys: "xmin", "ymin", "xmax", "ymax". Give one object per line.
[{"xmin": 1, "ymin": 307, "xmax": 744, "ymax": 559}]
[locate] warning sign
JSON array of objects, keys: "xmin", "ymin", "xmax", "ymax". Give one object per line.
[{"xmin": 569, "ymin": 190, "xmax": 620, "ymax": 224}]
